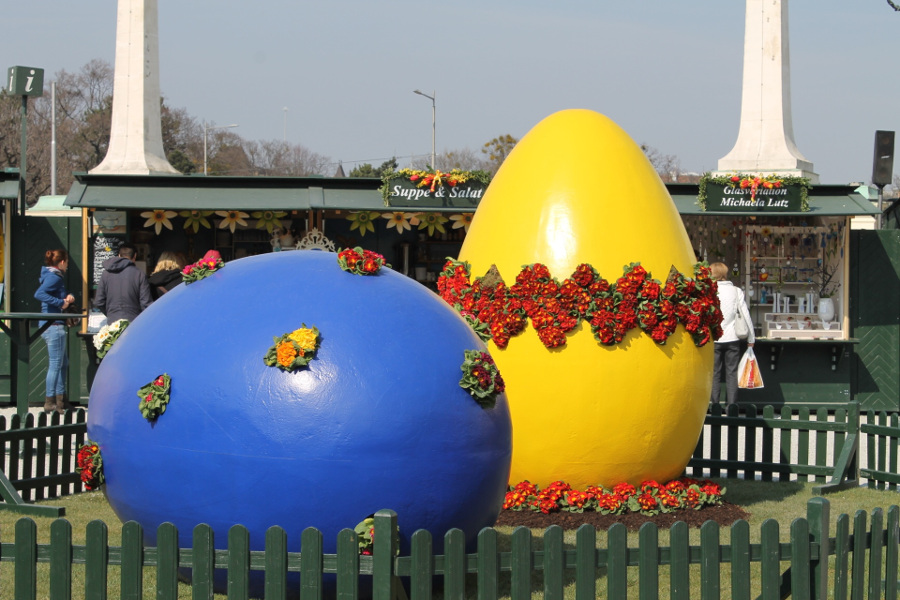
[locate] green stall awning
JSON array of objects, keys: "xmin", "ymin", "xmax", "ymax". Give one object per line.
[
  {"xmin": 64, "ymin": 173, "xmax": 470, "ymax": 213},
  {"xmin": 668, "ymin": 183, "xmax": 880, "ymax": 217}
]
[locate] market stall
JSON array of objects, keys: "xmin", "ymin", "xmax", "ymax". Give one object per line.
[{"xmin": 671, "ymin": 178, "xmax": 879, "ymax": 407}]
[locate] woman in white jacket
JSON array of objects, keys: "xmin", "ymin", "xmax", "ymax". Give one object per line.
[{"xmin": 710, "ymin": 262, "xmax": 754, "ymax": 405}]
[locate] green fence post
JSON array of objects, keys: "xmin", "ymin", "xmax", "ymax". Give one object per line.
[
  {"xmin": 574, "ymin": 524, "xmax": 596, "ymax": 600},
  {"xmin": 409, "ymin": 529, "xmax": 433, "ymax": 600},
  {"xmin": 807, "ymin": 497, "xmax": 830, "ymax": 600},
  {"xmin": 850, "ymin": 511, "xmax": 867, "ymax": 600},
  {"xmin": 227, "ymin": 525, "xmax": 251, "ymax": 600},
  {"xmin": 790, "ymin": 518, "xmax": 811, "ymax": 600},
  {"xmin": 14, "ymin": 518, "xmax": 37, "ymax": 600},
  {"xmin": 638, "ymin": 522, "xmax": 659, "ymax": 600},
  {"xmin": 476, "ymin": 527, "xmax": 500, "ymax": 600},
  {"xmin": 542, "ymin": 525, "xmax": 564, "ymax": 600},
  {"xmin": 443, "ymin": 528, "xmax": 466, "ymax": 600},
  {"xmin": 699, "ymin": 521, "xmax": 720, "ymax": 600},
  {"xmin": 49, "ymin": 518, "xmax": 73, "ymax": 600},
  {"xmin": 265, "ymin": 526, "xmax": 288, "ymax": 600},
  {"xmin": 669, "ymin": 521, "xmax": 689, "ymax": 600},
  {"xmin": 84, "ymin": 519, "xmax": 109, "ymax": 600},
  {"xmin": 192, "ymin": 523, "xmax": 216, "ymax": 600},
  {"xmin": 300, "ymin": 527, "xmax": 323, "ymax": 600},
  {"xmin": 120, "ymin": 521, "xmax": 144, "ymax": 600},
  {"xmin": 833, "ymin": 514, "xmax": 850, "ymax": 600},
  {"xmin": 885, "ymin": 506, "xmax": 899, "ymax": 600},
  {"xmin": 730, "ymin": 520, "xmax": 751, "ymax": 600},
  {"xmin": 868, "ymin": 508, "xmax": 884, "ymax": 600},
  {"xmin": 156, "ymin": 522, "xmax": 179, "ymax": 600},
  {"xmin": 759, "ymin": 520, "xmax": 781, "ymax": 600},
  {"xmin": 510, "ymin": 527, "xmax": 533, "ymax": 600},
  {"xmin": 335, "ymin": 528, "xmax": 360, "ymax": 600},
  {"xmin": 371, "ymin": 509, "xmax": 398, "ymax": 600}
]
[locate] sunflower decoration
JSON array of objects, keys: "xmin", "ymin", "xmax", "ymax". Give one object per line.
[
  {"xmin": 140, "ymin": 210, "xmax": 178, "ymax": 235},
  {"xmin": 215, "ymin": 210, "xmax": 250, "ymax": 233},
  {"xmin": 449, "ymin": 213, "xmax": 474, "ymax": 231},
  {"xmin": 252, "ymin": 210, "xmax": 287, "ymax": 234},
  {"xmin": 418, "ymin": 212, "xmax": 449, "ymax": 236},
  {"xmin": 382, "ymin": 212, "xmax": 415, "ymax": 234},
  {"xmin": 347, "ymin": 211, "xmax": 380, "ymax": 236},
  {"xmin": 179, "ymin": 210, "xmax": 213, "ymax": 233},
  {"xmin": 264, "ymin": 325, "xmax": 320, "ymax": 372}
]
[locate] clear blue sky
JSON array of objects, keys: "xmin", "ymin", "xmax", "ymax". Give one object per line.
[{"xmin": 5, "ymin": 1, "xmax": 899, "ymax": 184}]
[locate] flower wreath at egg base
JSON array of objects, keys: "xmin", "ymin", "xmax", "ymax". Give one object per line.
[{"xmin": 438, "ymin": 260, "xmax": 723, "ymax": 350}]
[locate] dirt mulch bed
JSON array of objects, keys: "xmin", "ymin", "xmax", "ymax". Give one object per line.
[{"xmin": 493, "ymin": 502, "xmax": 750, "ymax": 532}]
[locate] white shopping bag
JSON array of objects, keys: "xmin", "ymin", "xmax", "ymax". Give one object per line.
[{"xmin": 737, "ymin": 347, "xmax": 764, "ymax": 389}]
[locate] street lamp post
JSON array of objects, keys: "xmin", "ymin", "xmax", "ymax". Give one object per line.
[
  {"xmin": 283, "ymin": 107, "xmax": 288, "ymax": 143},
  {"xmin": 413, "ymin": 89, "xmax": 435, "ymax": 168},
  {"xmin": 203, "ymin": 123, "xmax": 238, "ymax": 175}
]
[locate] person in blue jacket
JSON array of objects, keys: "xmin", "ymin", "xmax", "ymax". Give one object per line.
[{"xmin": 34, "ymin": 249, "xmax": 76, "ymax": 414}]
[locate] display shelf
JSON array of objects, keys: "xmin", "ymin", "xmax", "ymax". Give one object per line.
[{"xmin": 413, "ymin": 238, "xmax": 462, "ymax": 283}]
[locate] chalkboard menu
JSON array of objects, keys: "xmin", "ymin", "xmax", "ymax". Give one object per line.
[{"xmin": 92, "ymin": 235, "xmax": 123, "ymax": 287}]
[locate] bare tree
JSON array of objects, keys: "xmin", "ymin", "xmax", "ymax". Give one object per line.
[
  {"xmin": 641, "ymin": 144, "xmax": 683, "ymax": 182},
  {"xmin": 244, "ymin": 139, "xmax": 331, "ymax": 176}
]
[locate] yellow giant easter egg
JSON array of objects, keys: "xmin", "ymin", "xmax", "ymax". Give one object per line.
[{"xmin": 455, "ymin": 109, "xmax": 714, "ymax": 489}]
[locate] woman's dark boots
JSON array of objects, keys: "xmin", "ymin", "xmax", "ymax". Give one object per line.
[{"xmin": 44, "ymin": 396, "xmax": 56, "ymax": 414}]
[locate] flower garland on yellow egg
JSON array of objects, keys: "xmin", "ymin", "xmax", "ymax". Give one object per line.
[{"xmin": 437, "ymin": 260, "xmax": 723, "ymax": 349}]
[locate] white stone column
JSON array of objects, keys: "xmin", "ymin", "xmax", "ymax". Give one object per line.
[
  {"xmin": 716, "ymin": 0, "xmax": 818, "ymax": 182},
  {"xmin": 91, "ymin": 0, "xmax": 178, "ymax": 175}
]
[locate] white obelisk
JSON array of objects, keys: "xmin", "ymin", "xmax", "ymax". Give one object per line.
[
  {"xmin": 90, "ymin": 0, "xmax": 177, "ymax": 174},
  {"xmin": 716, "ymin": 0, "xmax": 818, "ymax": 183}
]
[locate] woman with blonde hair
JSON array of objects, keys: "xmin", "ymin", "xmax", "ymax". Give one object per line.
[
  {"xmin": 709, "ymin": 262, "xmax": 754, "ymax": 406},
  {"xmin": 148, "ymin": 251, "xmax": 186, "ymax": 300}
]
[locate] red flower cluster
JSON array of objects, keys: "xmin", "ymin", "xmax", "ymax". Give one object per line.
[
  {"xmin": 182, "ymin": 256, "xmax": 225, "ymax": 285},
  {"xmin": 337, "ymin": 247, "xmax": 388, "ymax": 275},
  {"xmin": 730, "ymin": 174, "xmax": 783, "ymax": 200},
  {"xmin": 438, "ymin": 260, "xmax": 722, "ymax": 350},
  {"xmin": 503, "ymin": 477, "xmax": 725, "ymax": 516},
  {"xmin": 409, "ymin": 170, "xmax": 463, "ymax": 192},
  {"xmin": 76, "ymin": 441, "xmax": 104, "ymax": 490}
]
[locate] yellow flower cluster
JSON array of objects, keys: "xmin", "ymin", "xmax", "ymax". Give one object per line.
[{"xmin": 288, "ymin": 328, "xmax": 318, "ymax": 353}]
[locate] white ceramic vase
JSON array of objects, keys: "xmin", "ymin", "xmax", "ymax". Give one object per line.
[{"xmin": 818, "ymin": 297, "xmax": 835, "ymax": 323}]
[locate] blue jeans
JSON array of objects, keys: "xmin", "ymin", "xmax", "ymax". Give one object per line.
[{"xmin": 41, "ymin": 324, "xmax": 68, "ymax": 397}]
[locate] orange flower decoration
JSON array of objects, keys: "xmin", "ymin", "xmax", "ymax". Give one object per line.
[{"xmin": 276, "ymin": 341, "xmax": 298, "ymax": 368}]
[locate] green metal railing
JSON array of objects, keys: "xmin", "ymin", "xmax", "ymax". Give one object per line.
[{"xmin": 1, "ymin": 499, "xmax": 898, "ymax": 599}]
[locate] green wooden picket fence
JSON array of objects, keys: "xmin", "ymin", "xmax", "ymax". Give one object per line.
[
  {"xmin": 687, "ymin": 403, "xmax": 861, "ymax": 493},
  {"xmin": 861, "ymin": 410, "xmax": 900, "ymax": 491},
  {"xmin": 2, "ymin": 499, "xmax": 898, "ymax": 600},
  {"xmin": 0, "ymin": 409, "xmax": 86, "ymax": 517}
]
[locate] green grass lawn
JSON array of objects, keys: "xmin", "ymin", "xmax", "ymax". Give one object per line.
[{"xmin": 0, "ymin": 480, "xmax": 897, "ymax": 599}]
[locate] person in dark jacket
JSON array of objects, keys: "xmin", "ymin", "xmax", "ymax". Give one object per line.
[
  {"xmin": 148, "ymin": 251, "xmax": 186, "ymax": 300},
  {"xmin": 34, "ymin": 249, "xmax": 76, "ymax": 414},
  {"xmin": 94, "ymin": 243, "xmax": 152, "ymax": 323}
]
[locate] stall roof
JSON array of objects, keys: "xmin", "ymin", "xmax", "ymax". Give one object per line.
[
  {"xmin": 668, "ymin": 183, "xmax": 880, "ymax": 217},
  {"xmin": 26, "ymin": 195, "xmax": 79, "ymax": 217},
  {"xmin": 0, "ymin": 168, "xmax": 20, "ymax": 200},
  {"xmin": 64, "ymin": 173, "xmax": 475, "ymax": 212},
  {"xmin": 65, "ymin": 175, "xmax": 879, "ymax": 218}
]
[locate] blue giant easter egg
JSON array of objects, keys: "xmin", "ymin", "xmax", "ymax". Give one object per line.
[{"xmin": 87, "ymin": 250, "xmax": 511, "ymax": 565}]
